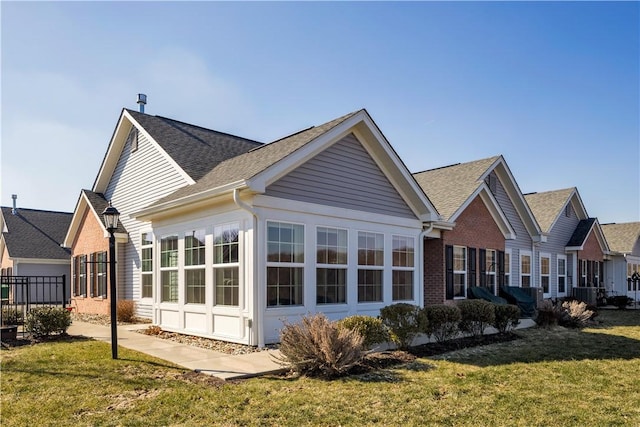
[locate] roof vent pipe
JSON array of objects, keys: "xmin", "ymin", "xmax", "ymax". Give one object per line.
[
  {"xmin": 11, "ymin": 194, "xmax": 17, "ymax": 215},
  {"xmin": 137, "ymin": 94, "xmax": 147, "ymax": 113}
]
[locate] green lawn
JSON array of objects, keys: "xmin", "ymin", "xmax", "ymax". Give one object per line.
[{"xmin": 1, "ymin": 310, "xmax": 639, "ymax": 426}]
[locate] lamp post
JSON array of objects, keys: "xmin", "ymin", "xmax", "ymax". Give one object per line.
[{"xmin": 102, "ymin": 201, "xmax": 120, "ymax": 359}]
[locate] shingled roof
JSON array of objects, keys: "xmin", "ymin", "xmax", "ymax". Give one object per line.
[
  {"xmin": 149, "ymin": 110, "xmax": 362, "ymax": 207},
  {"xmin": 81, "ymin": 190, "xmax": 127, "ymax": 234},
  {"xmin": 1, "ymin": 207, "xmax": 72, "ymax": 260},
  {"xmin": 412, "ymin": 156, "xmax": 500, "ymax": 220},
  {"xmin": 566, "ymin": 218, "xmax": 597, "ymax": 247},
  {"xmin": 524, "ymin": 188, "xmax": 576, "ymax": 233},
  {"xmin": 601, "ymin": 222, "xmax": 640, "ymax": 254},
  {"xmin": 126, "ymin": 109, "xmax": 263, "ymax": 182}
]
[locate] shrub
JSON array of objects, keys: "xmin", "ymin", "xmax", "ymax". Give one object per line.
[
  {"xmin": 558, "ymin": 300, "xmax": 595, "ymax": 328},
  {"xmin": 143, "ymin": 325, "xmax": 163, "ymax": 335},
  {"xmin": 423, "ymin": 304, "xmax": 461, "ymax": 343},
  {"xmin": 380, "ymin": 303, "xmax": 427, "ymax": 350},
  {"xmin": 117, "ymin": 300, "xmax": 136, "ymax": 323},
  {"xmin": 276, "ymin": 313, "xmax": 364, "ymax": 378},
  {"xmin": 535, "ymin": 300, "xmax": 562, "ymax": 328},
  {"xmin": 457, "ymin": 300, "xmax": 495, "ymax": 337},
  {"xmin": 337, "ymin": 315, "xmax": 388, "ymax": 349},
  {"xmin": 25, "ymin": 306, "xmax": 72, "ymax": 338},
  {"xmin": 493, "ymin": 304, "xmax": 520, "ymax": 334},
  {"xmin": 1, "ymin": 307, "xmax": 23, "ymax": 325},
  {"xmin": 607, "ymin": 296, "xmax": 633, "ymax": 310}
]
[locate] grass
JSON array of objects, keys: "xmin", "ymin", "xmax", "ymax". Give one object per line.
[{"xmin": 1, "ymin": 310, "xmax": 639, "ymax": 426}]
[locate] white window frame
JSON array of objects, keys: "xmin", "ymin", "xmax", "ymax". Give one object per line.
[
  {"xmin": 504, "ymin": 248, "xmax": 511, "ymax": 286},
  {"xmin": 140, "ymin": 231, "xmax": 153, "ymax": 300},
  {"xmin": 392, "ymin": 235, "xmax": 415, "ymax": 301},
  {"xmin": 213, "ymin": 222, "xmax": 240, "ymax": 307},
  {"xmin": 594, "ymin": 261, "xmax": 600, "ymax": 287},
  {"xmin": 266, "ymin": 221, "xmax": 305, "ymax": 307},
  {"xmin": 581, "ymin": 259, "xmax": 587, "ymax": 287},
  {"xmin": 453, "ymin": 245, "xmax": 467, "ymax": 299},
  {"xmin": 184, "ymin": 229, "xmax": 206, "ymax": 305},
  {"xmin": 485, "ymin": 249, "xmax": 497, "ymax": 295},
  {"xmin": 160, "ymin": 234, "xmax": 179, "ymax": 303},
  {"xmin": 557, "ymin": 255, "xmax": 567, "ymax": 296},
  {"xmin": 316, "ymin": 226, "xmax": 348, "ymax": 305},
  {"xmin": 540, "ymin": 253, "xmax": 551, "ymax": 296},
  {"xmin": 520, "ymin": 250, "xmax": 532, "ymax": 288},
  {"xmin": 357, "ymin": 230, "xmax": 384, "ymax": 303}
]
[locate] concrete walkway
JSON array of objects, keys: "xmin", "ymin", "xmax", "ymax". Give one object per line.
[{"xmin": 67, "ymin": 321, "xmax": 286, "ymax": 380}]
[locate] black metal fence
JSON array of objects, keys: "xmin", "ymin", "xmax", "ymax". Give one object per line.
[{"xmin": 0, "ymin": 275, "xmax": 67, "ymax": 325}]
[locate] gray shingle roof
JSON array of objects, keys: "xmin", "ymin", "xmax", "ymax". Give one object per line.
[
  {"xmin": 601, "ymin": 222, "xmax": 640, "ymax": 254},
  {"xmin": 150, "ymin": 110, "xmax": 362, "ymax": 207},
  {"xmin": 524, "ymin": 188, "xmax": 575, "ymax": 233},
  {"xmin": 126, "ymin": 109, "xmax": 263, "ymax": 182},
  {"xmin": 81, "ymin": 190, "xmax": 127, "ymax": 234},
  {"xmin": 1, "ymin": 207, "xmax": 72, "ymax": 260},
  {"xmin": 412, "ymin": 156, "xmax": 500, "ymax": 221},
  {"xmin": 566, "ymin": 218, "xmax": 596, "ymax": 247}
]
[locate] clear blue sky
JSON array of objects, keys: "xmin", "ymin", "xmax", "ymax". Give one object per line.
[{"xmin": 2, "ymin": 1, "xmax": 638, "ymax": 224}]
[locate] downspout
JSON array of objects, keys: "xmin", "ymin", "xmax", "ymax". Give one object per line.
[
  {"xmin": 419, "ymin": 222, "xmax": 435, "ymax": 308},
  {"xmin": 233, "ymin": 189, "xmax": 264, "ymax": 348}
]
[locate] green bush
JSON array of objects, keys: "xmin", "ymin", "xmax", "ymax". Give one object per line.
[
  {"xmin": 379, "ymin": 303, "xmax": 427, "ymax": 350},
  {"xmin": 607, "ymin": 296, "xmax": 633, "ymax": 310},
  {"xmin": 1, "ymin": 307, "xmax": 23, "ymax": 325},
  {"xmin": 337, "ymin": 315, "xmax": 388, "ymax": 349},
  {"xmin": 423, "ymin": 304, "xmax": 461, "ymax": 342},
  {"xmin": 457, "ymin": 300, "xmax": 495, "ymax": 337},
  {"xmin": 493, "ymin": 304, "xmax": 520, "ymax": 334},
  {"xmin": 25, "ymin": 306, "xmax": 72, "ymax": 338},
  {"xmin": 276, "ymin": 313, "xmax": 364, "ymax": 378}
]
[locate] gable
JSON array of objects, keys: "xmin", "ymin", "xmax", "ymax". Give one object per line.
[
  {"xmin": 265, "ymin": 133, "xmax": 416, "ymax": 219},
  {"xmin": 443, "ymin": 196, "xmax": 505, "ymax": 249}
]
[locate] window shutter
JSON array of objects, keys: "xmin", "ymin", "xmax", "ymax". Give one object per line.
[
  {"xmin": 468, "ymin": 247, "xmax": 477, "ymax": 287},
  {"xmin": 445, "ymin": 245, "xmax": 454, "ymax": 300},
  {"xmin": 479, "ymin": 249, "xmax": 487, "ymax": 288},
  {"xmin": 498, "ymin": 250, "xmax": 505, "ymax": 287}
]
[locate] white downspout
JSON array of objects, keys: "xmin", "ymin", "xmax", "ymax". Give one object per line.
[
  {"xmin": 419, "ymin": 222, "xmax": 435, "ymax": 307},
  {"xmin": 233, "ymin": 189, "xmax": 264, "ymax": 348}
]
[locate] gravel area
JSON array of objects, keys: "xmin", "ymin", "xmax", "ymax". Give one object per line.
[{"xmin": 71, "ymin": 313, "xmax": 271, "ymax": 355}]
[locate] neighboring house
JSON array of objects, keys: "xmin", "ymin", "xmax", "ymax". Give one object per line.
[
  {"xmin": 66, "ymin": 107, "xmax": 446, "ymax": 346},
  {"xmin": 524, "ymin": 188, "xmax": 610, "ymax": 301},
  {"xmin": 601, "ymin": 222, "xmax": 640, "ymax": 300},
  {"xmin": 0, "ymin": 199, "xmax": 72, "ymax": 303},
  {"xmin": 413, "ymin": 155, "xmax": 544, "ymax": 304}
]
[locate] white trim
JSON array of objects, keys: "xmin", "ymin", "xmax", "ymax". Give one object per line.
[
  {"xmin": 449, "ymin": 184, "xmax": 516, "ymax": 240},
  {"xmin": 539, "ymin": 252, "xmax": 551, "ymax": 297},
  {"xmin": 519, "ymin": 250, "xmax": 532, "ymax": 287},
  {"xmin": 557, "ymin": 254, "xmax": 568, "ymax": 297},
  {"xmin": 504, "ymin": 248, "xmax": 512, "ymax": 286}
]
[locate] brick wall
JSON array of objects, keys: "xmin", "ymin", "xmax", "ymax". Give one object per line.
[
  {"xmin": 70, "ymin": 209, "xmax": 111, "ymax": 315},
  {"xmin": 578, "ymin": 230, "xmax": 604, "ymax": 261},
  {"xmin": 424, "ymin": 195, "xmax": 505, "ymax": 305}
]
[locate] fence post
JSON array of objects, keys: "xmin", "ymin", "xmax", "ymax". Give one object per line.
[{"xmin": 62, "ymin": 274, "xmax": 66, "ymax": 309}]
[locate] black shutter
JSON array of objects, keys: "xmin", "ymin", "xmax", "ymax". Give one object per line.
[
  {"xmin": 468, "ymin": 247, "xmax": 477, "ymax": 287},
  {"xmin": 445, "ymin": 245, "xmax": 454, "ymax": 300},
  {"xmin": 479, "ymin": 249, "xmax": 487, "ymax": 288},
  {"xmin": 498, "ymin": 250, "xmax": 505, "ymax": 287}
]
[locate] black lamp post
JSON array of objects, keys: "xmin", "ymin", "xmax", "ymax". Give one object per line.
[{"xmin": 102, "ymin": 201, "xmax": 120, "ymax": 359}]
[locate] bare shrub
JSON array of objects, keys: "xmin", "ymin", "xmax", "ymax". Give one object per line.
[
  {"xmin": 535, "ymin": 300, "xmax": 562, "ymax": 328},
  {"xmin": 116, "ymin": 300, "xmax": 136, "ymax": 323},
  {"xmin": 276, "ymin": 313, "xmax": 364, "ymax": 378},
  {"xmin": 559, "ymin": 300, "xmax": 595, "ymax": 328},
  {"xmin": 142, "ymin": 325, "xmax": 163, "ymax": 335}
]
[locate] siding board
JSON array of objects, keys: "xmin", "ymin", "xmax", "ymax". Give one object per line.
[{"xmin": 266, "ymin": 134, "xmax": 415, "ymax": 219}]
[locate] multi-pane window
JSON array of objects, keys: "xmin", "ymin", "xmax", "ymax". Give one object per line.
[
  {"xmin": 540, "ymin": 254, "xmax": 550, "ymax": 294},
  {"xmin": 557, "ymin": 256, "xmax": 566, "ymax": 294},
  {"xmin": 358, "ymin": 231, "xmax": 384, "ymax": 302},
  {"xmin": 504, "ymin": 250, "xmax": 511, "ymax": 286},
  {"xmin": 485, "ymin": 249, "xmax": 497, "ymax": 294},
  {"xmin": 594, "ymin": 262, "xmax": 600, "ymax": 287},
  {"xmin": 185, "ymin": 230, "xmax": 206, "ymax": 304},
  {"xmin": 520, "ymin": 252, "xmax": 531, "ymax": 288},
  {"xmin": 629, "ymin": 263, "xmax": 639, "ymax": 291},
  {"xmin": 453, "ymin": 246, "xmax": 467, "ymax": 298},
  {"xmin": 316, "ymin": 227, "xmax": 347, "ymax": 304},
  {"xmin": 392, "ymin": 235, "xmax": 414, "ymax": 301},
  {"xmin": 580, "ymin": 259, "xmax": 587, "ymax": 287},
  {"xmin": 141, "ymin": 232, "xmax": 153, "ymax": 298},
  {"xmin": 91, "ymin": 251, "xmax": 107, "ymax": 298},
  {"xmin": 160, "ymin": 235, "xmax": 179, "ymax": 303},
  {"xmin": 267, "ymin": 222, "xmax": 304, "ymax": 306},
  {"xmin": 79, "ymin": 255, "xmax": 87, "ymax": 297},
  {"xmin": 214, "ymin": 223, "xmax": 239, "ymax": 306}
]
